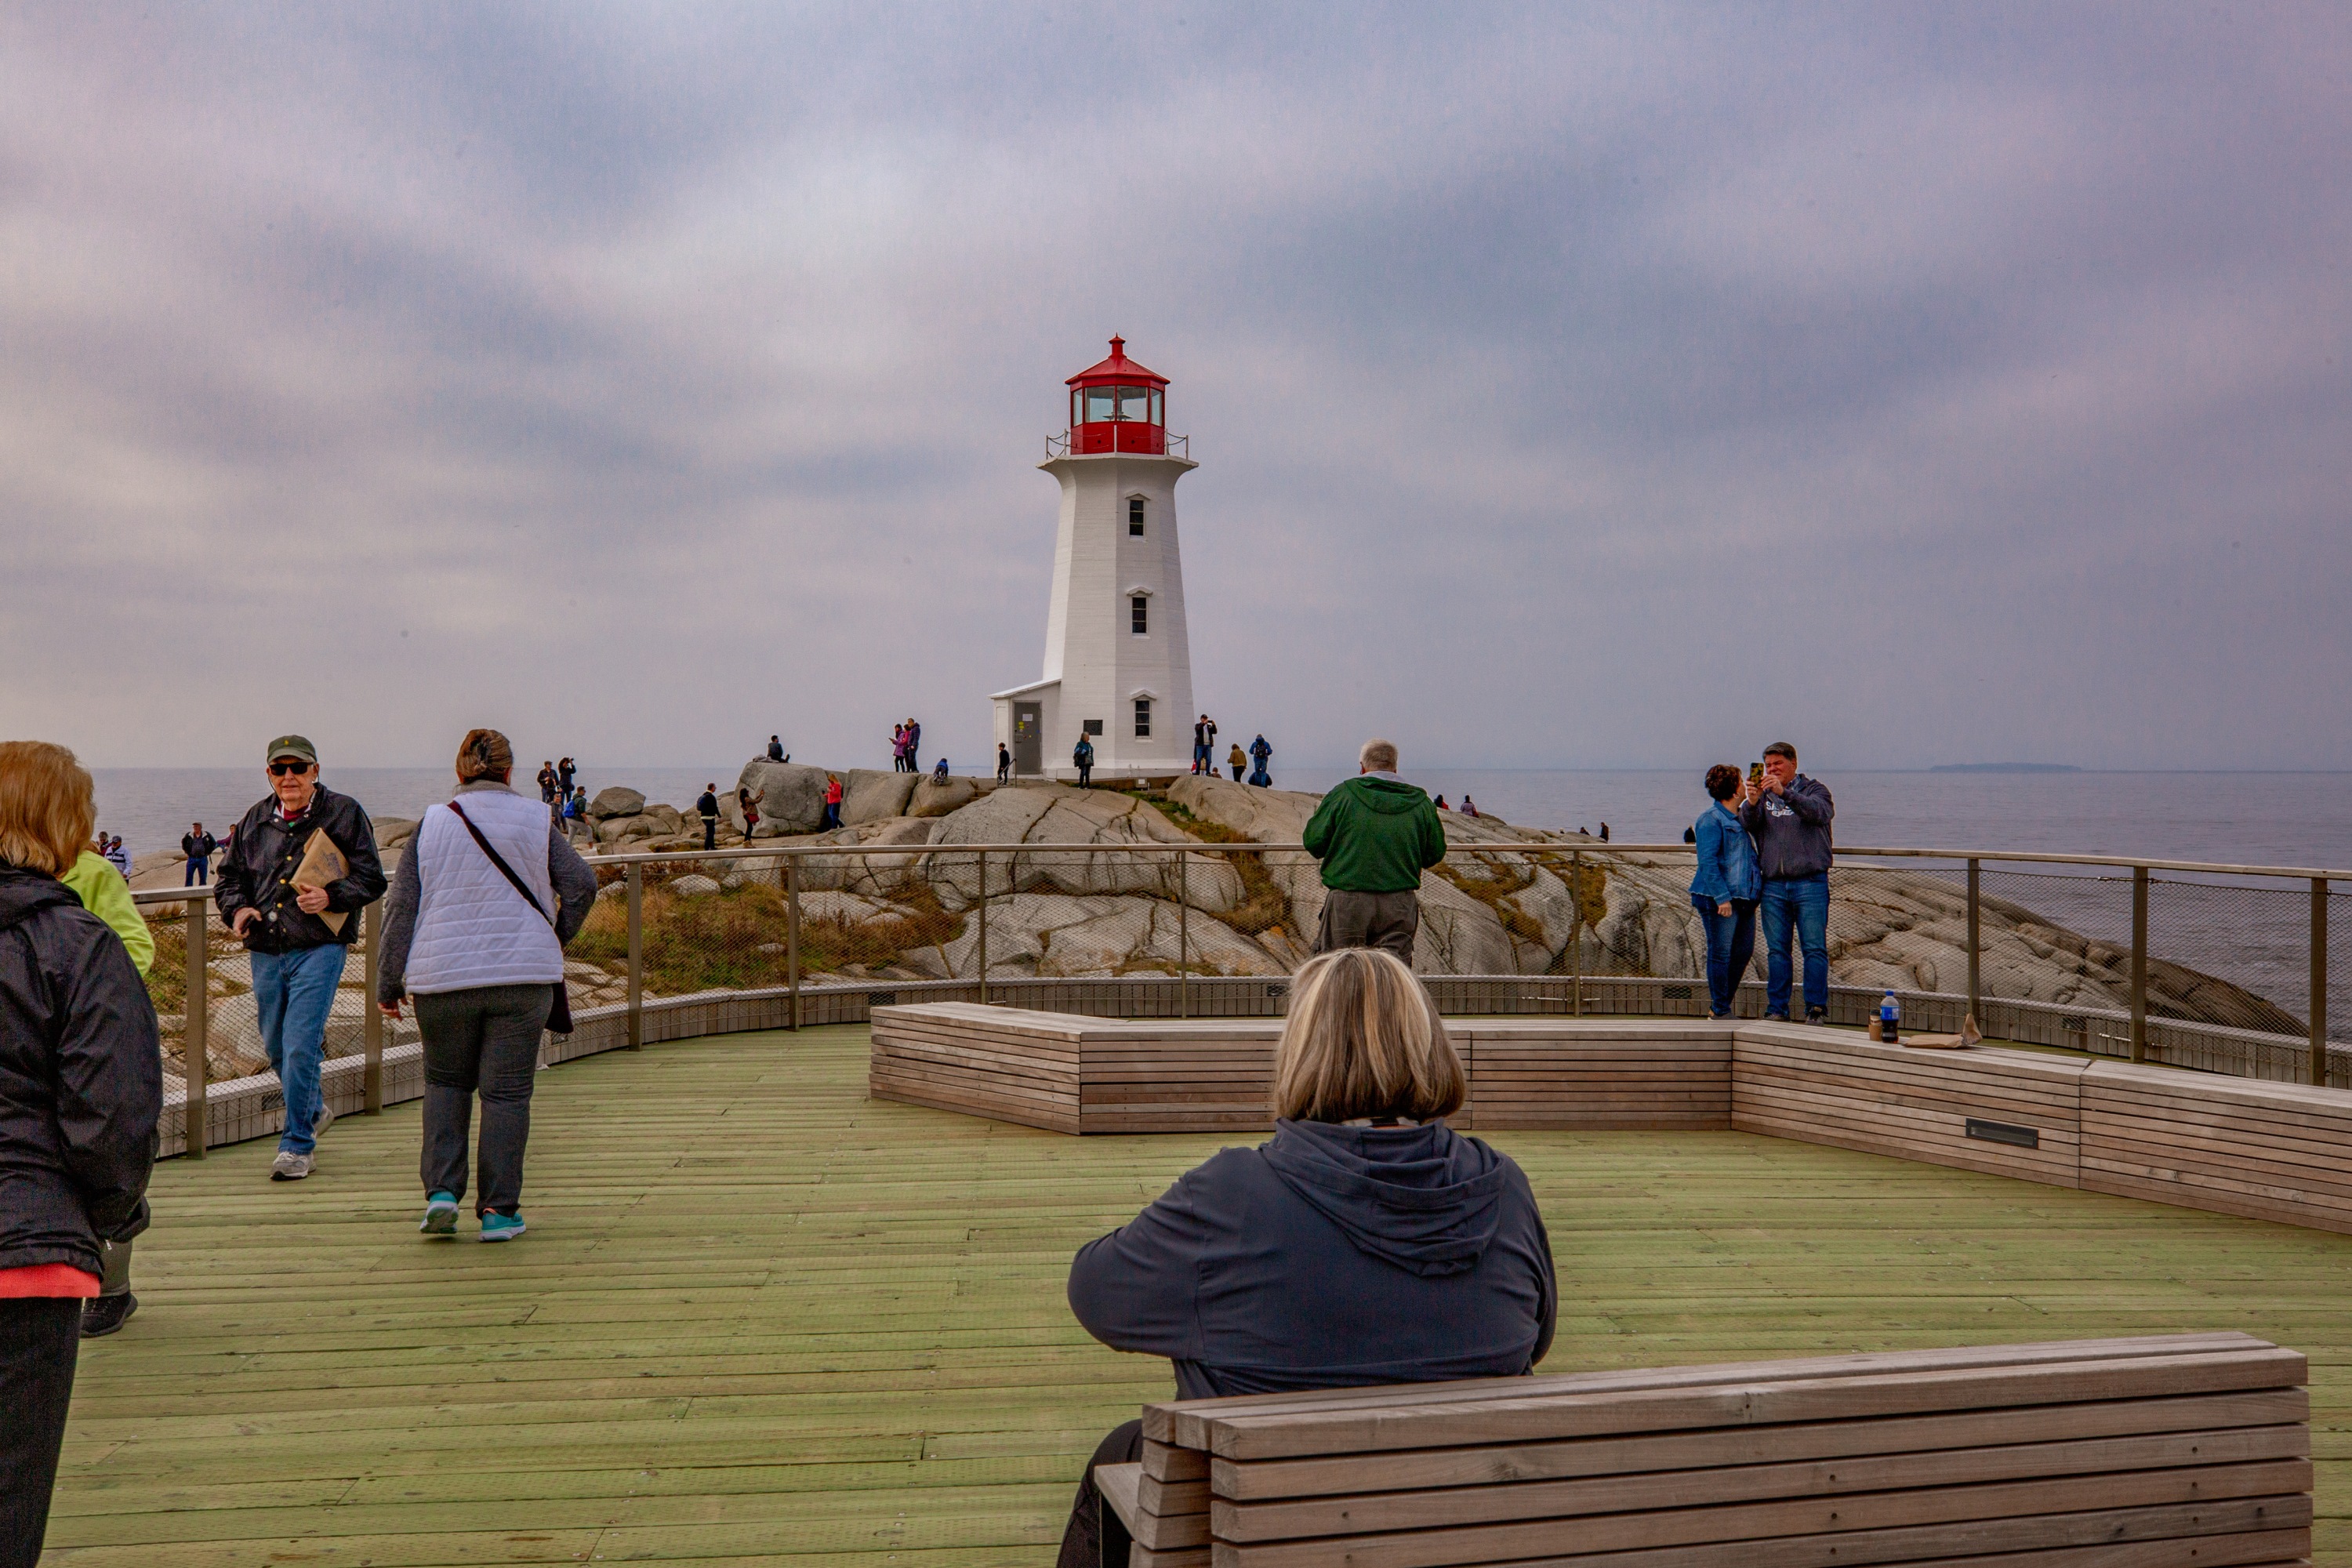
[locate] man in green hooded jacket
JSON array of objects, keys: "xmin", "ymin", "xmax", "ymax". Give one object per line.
[{"xmin": 1301, "ymin": 739, "xmax": 1447, "ymax": 965}]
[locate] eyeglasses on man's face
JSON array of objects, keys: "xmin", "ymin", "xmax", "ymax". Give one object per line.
[{"xmin": 269, "ymin": 761, "xmax": 315, "ymax": 778}]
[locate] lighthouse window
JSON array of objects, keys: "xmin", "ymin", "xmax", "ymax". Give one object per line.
[
  {"xmin": 1131, "ymin": 595, "xmax": 1149, "ymax": 634},
  {"xmin": 1128, "ymin": 499, "xmax": 1145, "ymax": 535},
  {"xmin": 1084, "ymin": 386, "xmax": 1117, "ymax": 423},
  {"xmin": 1116, "ymin": 385, "xmax": 1153, "ymax": 422},
  {"xmin": 1134, "ymin": 699, "xmax": 1152, "ymax": 738}
]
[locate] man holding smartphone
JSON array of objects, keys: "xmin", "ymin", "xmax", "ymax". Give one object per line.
[{"xmin": 1740, "ymin": 741, "xmax": 1835, "ymax": 1022}]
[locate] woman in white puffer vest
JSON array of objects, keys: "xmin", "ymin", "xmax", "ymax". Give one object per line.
[{"xmin": 376, "ymin": 730, "xmax": 597, "ymax": 1241}]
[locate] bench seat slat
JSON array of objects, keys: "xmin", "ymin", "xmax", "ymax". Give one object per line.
[
  {"xmin": 1210, "ymin": 1459, "xmax": 2311, "ymax": 1568},
  {"xmin": 1213, "ymin": 1386, "xmax": 2309, "ymax": 1499}
]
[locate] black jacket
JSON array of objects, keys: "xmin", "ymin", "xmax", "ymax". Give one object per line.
[
  {"xmin": 0, "ymin": 864, "xmax": 162, "ymax": 1276},
  {"xmin": 696, "ymin": 791, "xmax": 720, "ymax": 819},
  {"xmin": 1740, "ymin": 774, "xmax": 1836, "ymax": 880},
  {"xmin": 214, "ymin": 786, "xmax": 387, "ymax": 954},
  {"xmin": 181, "ymin": 831, "xmax": 217, "ymax": 858},
  {"xmin": 1068, "ymin": 1118, "xmax": 1556, "ymax": 1399}
]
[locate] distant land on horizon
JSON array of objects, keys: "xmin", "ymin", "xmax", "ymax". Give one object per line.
[{"xmin": 1928, "ymin": 763, "xmax": 2083, "ymax": 774}]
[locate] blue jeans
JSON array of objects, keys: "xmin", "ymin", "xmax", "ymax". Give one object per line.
[
  {"xmin": 1690, "ymin": 895, "xmax": 1757, "ymax": 1017},
  {"xmin": 252, "ymin": 943, "xmax": 347, "ymax": 1153},
  {"xmin": 1759, "ymin": 873, "xmax": 1831, "ymax": 1016},
  {"xmin": 184, "ymin": 857, "xmax": 208, "ymax": 885}
]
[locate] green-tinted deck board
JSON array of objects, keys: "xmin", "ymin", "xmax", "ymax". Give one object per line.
[{"xmin": 49, "ymin": 1022, "xmax": 2352, "ymax": 1564}]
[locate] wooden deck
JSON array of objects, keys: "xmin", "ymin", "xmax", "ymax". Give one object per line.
[{"xmin": 49, "ymin": 1022, "xmax": 2352, "ymax": 1566}]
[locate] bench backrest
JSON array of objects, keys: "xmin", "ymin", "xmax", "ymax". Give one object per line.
[{"xmin": 1102, "ymin": 1333, "xmax": 2310, "ymax": 1568}]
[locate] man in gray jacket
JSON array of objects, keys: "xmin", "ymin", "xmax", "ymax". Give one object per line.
[{"xmin": 1740, "ymin": 740, "xmax": 1835, "ymax": 1022}]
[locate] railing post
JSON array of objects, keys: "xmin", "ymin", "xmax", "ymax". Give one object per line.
[
  {"xmin": 1179, "ymin": 847, "xmax": 1190, "ymax": 1020},
  {"xmin": 626, "ymin": 862, "xmax": 643, "ymax": 1051},
  {"xmin": 2130, "ymin": 864, "xmax": 2149, "ymax": 1065},
  {"xmin": 183, "ymin": 895, "xmax": 209, "ymax": 1159},
  {"xmin": 786, "ymin": 854, "xmax": 801, "ymax": 1029},
  {"xmin": 2313, "ymin": 877, "xmax": 2329, "ymax": 1088},
  {"xmin": 975, "ymin": 849, "xmax": 988, "ymax": 1006},
  {"xmin": 1570, "ymin": 850, "xmax": 1584, "ymax": 1018},
  {"xmin": 361, "ymin": 898, "xmax": 383, "ymax": 1113},
  {"xmin": 1965, "ymin": 858, "xmax": 1981, "ymax": 1025}
]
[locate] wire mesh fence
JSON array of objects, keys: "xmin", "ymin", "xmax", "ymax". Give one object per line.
[{"xmin": 130, "ymin": 830, "xmax": 2345, "ymax": 1155}]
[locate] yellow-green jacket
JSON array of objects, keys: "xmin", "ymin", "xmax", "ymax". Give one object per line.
[{"xmin": 60, "ymin": 850, "xmax": 154, "ymax": 975}]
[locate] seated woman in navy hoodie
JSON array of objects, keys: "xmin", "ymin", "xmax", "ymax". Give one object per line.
[{"xmin": 1056, "ymin": 947, "xmax": 1557, "ymax": 1568}]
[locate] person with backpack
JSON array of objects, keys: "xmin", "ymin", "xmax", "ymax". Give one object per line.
[
  {"xmin": 1072, "ymin": 734, "xmax": 1095, "ymax": 789},
  {"xmin": 695, "ymin": 784, "xmax": 720, "ymax": 851},
  {"xmin": 181, "ymin": 822, "xmax": 217, "ymax": 886},
  {"xmin": 375, "ymin": 729, "xmax": 595, "ymax": 1242},
  {"xmin": 1247, "ymin": 733, "xmax": 1272, "ymax": 787}
]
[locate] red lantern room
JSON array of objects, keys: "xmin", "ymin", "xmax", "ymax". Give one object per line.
[{"xmin": 1062, "ymin": 336, "xmax": 1172, "ymax": 456}]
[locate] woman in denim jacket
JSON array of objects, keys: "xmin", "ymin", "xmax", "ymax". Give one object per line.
[{"xmin": 1689, "ymin": 764, "xmax": 1762, "ymax": 1018}]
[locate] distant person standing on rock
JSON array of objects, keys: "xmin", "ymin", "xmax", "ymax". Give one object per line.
[
  {"xmin": 891, "ymin": 724, "xmax": 909, "ymax": 773},
  {"xmin": 0, "ymin": 741, "xmax": 162, "ymax": 1563},
  {"xmin": 767, "ymin": 735, "xmax": 785, "ymax": 762},
  {"xmin": 1072, "ymin": 735, "xmax": 1094, "ymax": 789},
  {"xmin": 1248, "ymin": 734, "xmax": 1272, "ymax": 787},
  {"xmin": 738, "ymin": 787, "xmax": 759, "ymax": 837},
  {"xmin": 1690, "ymin": 764, "xmax": 1761, "ymax": 1020},
  {"xmin": 1302, "ymin": 739, "xmax": 1447, "ymax": 966},
  {"xmin": 375, "ymin": 728, "xmax": 595, "ymax": 1243},
  {"xmin": 695, "ymin": 784, "xmax": 720, "ymax": 851},
  {"xmin": 535, "ymin": 761, "xmax": 559, "ymax": 811},
  {"xmin": 214, "ymin": 735, "xmax": 385, "ymax": 1183},
  {"xmin": 996, "ymin": 743, "xmax": 1011, "ymax": 784},
  {"xmin": 822, "ymin": 775, "xmax": 844, "ymax": 830},
  {"xmin": 556, "ymin": 757, "xmax": 576, "ymax": 798},
  {"xmin": 1228, "ymin": 742, "xmax": 1246, "ymax": 781},
  {"xmin": 1192, "ymin": 714, "xmax": 1217, "ymax": 775},
  {"xmin": 906, "ymin": 719, "xmax": 922, "ymax": 776},
  {"xmin": 181, "ymin": 822, "xmax": 216, "ymax": 885},
  {"xmin": 564, "ymin": 787, "xmax": 589, "ymax": 844},
  {"xmin": 1741, "ymin": 741, "xmax": 1835, "ymax": 1023}
]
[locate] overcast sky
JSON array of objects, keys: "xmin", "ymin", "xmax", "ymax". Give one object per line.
[{"xmin": 3, "ymin": 3, "xmax": 2347, "ymax": 775}]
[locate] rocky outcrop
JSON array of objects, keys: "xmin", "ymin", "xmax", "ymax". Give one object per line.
[
  {"xmin": 589, "ymin": 786, "xmax": 645, "ymax": 820},
  {"xmin": 840, "ymin": 768, "xmax": 918, "ymax": 826},
  {"xmin": 739, "ymin": 760, "xmax": 831, "ymax": 835},
  {"xmin": 909, "ymin": 775, "xmax": 979, "ymax": 817}
]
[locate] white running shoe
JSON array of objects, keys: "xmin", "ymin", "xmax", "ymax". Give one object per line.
[{"xmin": 271, "ymin": 1150, "xmax": 313, "ymax": 1181}]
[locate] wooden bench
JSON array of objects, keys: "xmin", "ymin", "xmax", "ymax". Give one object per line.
[
  {"xmin": 1463, "ymin": 1018, "xmax": 1731, "ymax": 1131},
  {"xmin": 2082, "ymin": 1059, "xmax": 2352, "ymax": 1236},
  {"xmin": 1094, "ymin": 1333, "xmax": 2310, "ymax": 1568}
]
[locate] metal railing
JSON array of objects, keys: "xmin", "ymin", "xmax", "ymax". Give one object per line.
[
  {"xmin": 1044, "ymin": 429, "xmax": 1190, "ymax": 460},
  {"xmin": 130, "ymin": 835, "xmax": 2345, "ymax": 1156}
]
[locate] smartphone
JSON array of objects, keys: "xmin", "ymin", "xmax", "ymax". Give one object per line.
[{"xmin": 1748, "ymin": 761, "xmax": 1765, "ymax": 783}]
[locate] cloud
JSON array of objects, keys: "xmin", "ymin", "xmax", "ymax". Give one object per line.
[{"xmin": 1, "ymin": 2, "xmax": 2346, "ymax": 775}]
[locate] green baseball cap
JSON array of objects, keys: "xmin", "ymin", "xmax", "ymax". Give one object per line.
[{"xmin": 265, "ymin": 735, "xmax": 318, "ymax": 765}]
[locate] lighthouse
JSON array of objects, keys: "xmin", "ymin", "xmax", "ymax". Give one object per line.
[{"xmin": 992, "ymin": 338, "xmax": 1200, "ymax": 781}]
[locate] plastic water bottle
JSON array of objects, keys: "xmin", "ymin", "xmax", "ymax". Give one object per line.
[{"xmin": 1879, "ymin": 990, "xmax": 1901, "ymax": 1044}]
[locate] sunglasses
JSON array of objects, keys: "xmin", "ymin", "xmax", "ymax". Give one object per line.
[{"xmin": 269, "ymin": 760, "xmax": 314, "ymax": 777}]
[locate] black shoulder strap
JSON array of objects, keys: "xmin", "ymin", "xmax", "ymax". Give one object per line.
[{"xmin": 445, "ymin": 801, "xmax": 554, "ymax": 927}]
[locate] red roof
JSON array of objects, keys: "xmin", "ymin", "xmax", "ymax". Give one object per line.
[{"xmin": 1066, "ymin": 336, "xmax": 1167, "ymax": 387}]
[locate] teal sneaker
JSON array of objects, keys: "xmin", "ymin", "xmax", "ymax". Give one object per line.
[
  {"xmin": 419, "ymin": 1192, "xmax": 459, "ymax": 1236},
  {"xmin": 478, "ymin": 1211, "xmax": 527, "ymax": 1243}
]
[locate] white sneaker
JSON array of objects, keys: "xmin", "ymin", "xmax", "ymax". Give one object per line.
[
  {"xmin": 271, "ymin": 1150, "xmax": 313, "ymax": 1181},
  {"xmin": 312, "ymin": 1100, "xmax": 335, "ymax": 1142}
]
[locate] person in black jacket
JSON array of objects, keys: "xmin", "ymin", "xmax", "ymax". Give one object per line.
[
  {"xmin": 695, "ymin": 785, "xmax": 720, "ymax": 851},
  {"xmin": 181, "ymin": 822, "xmax": 217, "ymax": 886},
  {"xmin": 1054, "ymin": 947, "xmax": 1555, "ymax": 1568},
  {"xmin": 212, "ymin": 735, "xmax": 386, "ymax": 1181},
  {"xmin": 1739, "ymin": 740, "xmax": 1836, "ymax": 1022},
  {"xmin": 0, "ymin": 741, "xmax": 162, "ymax": 1568}
]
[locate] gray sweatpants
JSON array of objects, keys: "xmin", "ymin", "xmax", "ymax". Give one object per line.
[
  {"xmin": 1314, "ymin": 889, "xmax": 1421, "ymax": 967},
  {"xmin": 416, "ymin": 984, "xmax": 547, "ymax": 1214}
]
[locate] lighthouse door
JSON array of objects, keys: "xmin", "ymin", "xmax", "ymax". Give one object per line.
[{"xmin": 1013, "ymin": 703, "xmax": 1043, "ymax": 776}]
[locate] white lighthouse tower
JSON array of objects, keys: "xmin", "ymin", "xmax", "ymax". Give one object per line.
[{"xmin": 992, "ymin": 338, "xmax": 1200, "ymax": 781}]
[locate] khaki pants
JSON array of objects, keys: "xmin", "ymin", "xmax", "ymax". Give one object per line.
[{"xmin": 1314, "ymin": 889, "xmax": 1420, "ymax": 967}]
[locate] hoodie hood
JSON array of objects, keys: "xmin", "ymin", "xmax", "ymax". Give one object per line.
[
  {"xmin": 0, "ymin": 864, "xmax": 78, "ymax": 935},
  {"xmin": 1259, "ymin": 1118, "xmax": 1509, "ymax": 1278},
  {"xmin": 1342, "ymin": 775, "xmax": 1432, "ymax": 815}
]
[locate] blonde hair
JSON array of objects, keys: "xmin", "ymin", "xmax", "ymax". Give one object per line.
[
  {"xmin": 455, "ymin": 728, "xmax": 514, "ymax": 783},
  {"xmin": 1273, "ymin": 947, "xmax": 1465, "ymax": 1123},
  {"xmin": 0, "ymin": 741, "xmax": 98, "ymax": 877}
]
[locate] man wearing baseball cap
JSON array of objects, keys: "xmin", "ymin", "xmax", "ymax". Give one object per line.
[{"xmin": 214, "ymin": 735, "xmax": 387, "ymax": 1181}]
